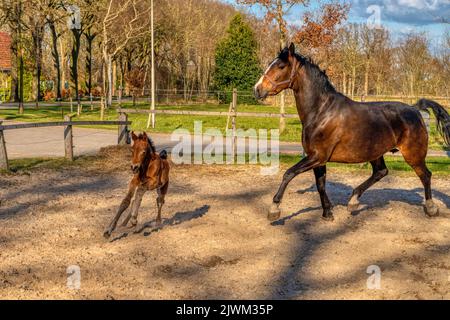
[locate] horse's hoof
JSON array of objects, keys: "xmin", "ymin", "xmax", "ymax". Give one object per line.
[
  {"xmin": 425, "ymin": 200, "xmax": 439, "ymax": 217},
  {"xmin": 268, "ymin": 203, "xmax": 281, "ymax": 221},
  {"xmin": 322, "ymin": 214, "xmax": 334, "ymax": 222},
  {"xmin": 347, "ymin": 197, "xmax": 360, "ymax": 212},
  {"xmin": 103, "ymin": 230, "xmax": 112, "ymax": 239}
]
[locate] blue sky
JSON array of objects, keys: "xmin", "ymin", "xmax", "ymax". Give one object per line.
[{"xmin": 223, "ymin": 0, "xmax": 449, "ymax": 50}]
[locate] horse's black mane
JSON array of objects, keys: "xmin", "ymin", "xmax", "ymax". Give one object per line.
[
  {"xmin": 138, "ymin": 133, "xmax": 156, "ymax": 153},
  {"xmin": 278, "ymin": 47, "xmax": 336, "ymax": 94}
]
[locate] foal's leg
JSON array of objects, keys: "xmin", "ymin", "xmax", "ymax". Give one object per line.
[
  {"xmin": 129, "ymin": 186, "xmax": 147, "ymax": 231},
  {"xmin": 314, "ymin": 166, "xmax": 334, "ymax": 221},
  {"xmin": 348, "ymin": 157, "xmax": 388, "ymax": 212},
  {"xmin": 156, "ymin": 182, "xmax": 169, "ymax": 225},
  {"xmin": 270, "ymin": 155, "xmax": 323, "ymax": 220},
  {"xmin": 104, "ymin": 179, "xmax": 139, "ymax": 238}
]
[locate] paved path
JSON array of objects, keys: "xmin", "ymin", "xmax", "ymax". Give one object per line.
[{"xmin": 1, "ymin": 120, "xmax": 448, "ymax": 159}]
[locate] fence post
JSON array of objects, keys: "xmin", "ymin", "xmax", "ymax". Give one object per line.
[
  {"xmin": 0, "ymin": 121, "xmax": 9, "ymax": 171},
  {"xmin": 232, "ymin": 88, "xmax": 237, "ymax": 159},
  {"xmin": 100, "ymin": 96, "xmax": 105, "ymax": 120},
  {"xmin": 118, "ymin": 86, "xmax": 122, "ymax": 107},
  {"xmin": 118, "ymin": 112, "xmax": 129, "ymax": 145},
  {"xmin": 64, "ymin": 115, "xmax": 74, "ymax": 161}
]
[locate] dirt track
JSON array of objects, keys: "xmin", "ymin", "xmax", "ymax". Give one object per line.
[{"xmin": 0, "ymin": 146, "xmax": 449, "ymax": 299}]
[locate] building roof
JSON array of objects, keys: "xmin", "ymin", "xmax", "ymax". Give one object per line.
[{"xmin": 0, "ymin": 32, "xmax": 12, "ymax": 71}]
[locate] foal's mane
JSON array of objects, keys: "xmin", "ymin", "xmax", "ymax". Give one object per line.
[
  {"xmin": 278, "ymin": 47, "xmax": 336, "ymax": 94},
  {"xmin": 137, "ymin": 133, "xmax": 156, "ymax": 154}
]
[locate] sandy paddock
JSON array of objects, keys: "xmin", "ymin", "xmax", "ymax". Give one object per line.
[{"xmin": 0, "ymin": 146, "xmax": 449, "ymax": 299}]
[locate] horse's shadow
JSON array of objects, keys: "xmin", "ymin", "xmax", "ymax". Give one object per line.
[
  {"xmin": 271, "ymin": 181, "xmax": 450, "ymax": 225},
  {"xmin": 110, "ymin": 205, "xmax": 210, "ymax": 241}
]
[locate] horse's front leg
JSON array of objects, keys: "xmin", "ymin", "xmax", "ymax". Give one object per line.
[
  {"xmin": 269, "ymin": 155, "xmax": 323, "ymax": 221},
  {"xmin": 314, "ymin": 166, "xmax": 333, "ymax": 221},
  {"xmin": 104, "ymin": 177, "xmax": 139, "ymax": 238},
  {"xmin": 129, "ymin": 186, "xmax": 147, "ymax": 233}
]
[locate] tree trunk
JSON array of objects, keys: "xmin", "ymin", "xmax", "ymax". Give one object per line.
[
  {"xmin": 342, "ymin": 71, "xmax": 347, "ymax": 95},
  {"xmin": 10, "ymin": 56, "xmax": 19, "ymax": 102},
  {"xmin": 19, "ymin": 55, "xmax": 24, "ymax": 114},
  {"xmin": 49, "ymin": 22, "xmax": 62, "ymax": 101},
  {"xmin": 32, "ymin": 26, "xmax": 43, "ymax": 109},
  {"xmin": 85, "ymin": 33, "xmax": 95, "ymax": 98},
  {"xmin": 71, "ymin": 30, "xmax": 82, "ymax": 112},
  {"xmin": 60, "ymin": 38, "xmax": 66, "ymax": 95},
  {"xmin": 112, "ymin": 61, "xmax": 117, "ymax": 98},
  {"xmin": 107, "ymin": 55, "xmax": 113, "ymax": 108},
  {"xmin": 275, "ymin": 0, "xmax": 287, "ymax": 133},
  {"xmin": 364, "ymin": 60, "xmax": 370, "ymax": 96},
  {"xmin": 351, "ymin": 66, "xmax": 356, "ymax": 98}
]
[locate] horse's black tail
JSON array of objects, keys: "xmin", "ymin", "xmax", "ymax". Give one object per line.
[
  {"xmin": 159, "ymin": 149, "xmax": 168, "ymax": 160},
  {"xmin": 414, "ymin": 98, "xmax": 450, "ymax": 147}
]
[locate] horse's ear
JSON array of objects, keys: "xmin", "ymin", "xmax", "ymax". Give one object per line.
[
  {"xmin": 142, "ymin": 131, "xmax": 148, "ymax": 139},
  {"xmin": 289, "ymin": 43, "xmax": 295, "ymax": 56},
  {"xmin": 131, "ymin": 131, "xmax": 138, "ymax": 141}
]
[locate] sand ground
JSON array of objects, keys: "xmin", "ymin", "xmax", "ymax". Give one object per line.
[{"xmin": 0, "ymin": 146, "xmax": 449, "ymax": 299}]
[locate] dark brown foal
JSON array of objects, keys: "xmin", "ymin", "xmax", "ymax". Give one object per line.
[
  {"xmin": 255, "ymin": 43, "xmax": 449, "ymax": 222},
  {"xmin": 104, "ymin": 132, "xmax": 170, "ymax": 238}
]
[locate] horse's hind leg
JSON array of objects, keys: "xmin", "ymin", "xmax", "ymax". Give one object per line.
[
  {"xmin": 156, "ymin": 182, "xmax": 169, "ymax": 225},
  {"xmin": 400, "ymin": 128, "xmax": 439, "ymax": 217},
  {"xmin": 405, "ymin": 159, "xmax": 438, "ymax": 217},
  {"xmin": 348, "ymin": 157, "xmax": 388, "ymax": 212},
  {"xmin": 314, "ymin": 166, "xmax": 334, "ymax": 221}
]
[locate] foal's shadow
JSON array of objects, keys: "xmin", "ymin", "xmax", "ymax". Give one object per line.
[
  {"xmin": 110, "ymin": 205, "xmax": 210, "ymax": 242},
  {"xmin": 140, "ymin": 205, "xmax": 210, "ymax": 237}
]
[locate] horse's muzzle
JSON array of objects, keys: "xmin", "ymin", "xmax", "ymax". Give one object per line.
[{"xmin": 254, "ymin": 86, "xmax": 268, "ymax": 101}]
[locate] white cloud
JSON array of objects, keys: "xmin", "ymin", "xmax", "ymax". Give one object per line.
[{"xmin": 351, "ymin": 0, "xmax": 450, "ymax": 25}]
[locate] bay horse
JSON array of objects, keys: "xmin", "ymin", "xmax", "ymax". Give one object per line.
[
  {"xmin": 254, "ymin": 43, "xmax": 450, "ymax": 221},
  {"xmin": 104, "ymin": 132, "xmax": 170, "ymax": 238}
]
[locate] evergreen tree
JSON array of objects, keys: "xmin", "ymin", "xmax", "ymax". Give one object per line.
[{"xmin": 214, "ymin": 14, "xmax": 261, "ymax": 102}]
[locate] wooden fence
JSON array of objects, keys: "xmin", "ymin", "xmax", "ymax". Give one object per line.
[
  {"xmin": 0, "ymin": 115, "xmax": 131, "ymax": 170},
  {"xmin": 118, "ymin": 89, "xmax": 301, "ymax": 159}
]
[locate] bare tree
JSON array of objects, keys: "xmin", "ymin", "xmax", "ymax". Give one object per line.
[
  {"xmin": 238, "ymin": 0, "xmax": 309, "ymax": 133},
  {"xmin": 0, "ymin": 1, "xmax": 25, "ymax": 111},
  {"xmin": 100, "ymin": 0, "xmax": 150, "ymax": 107}
]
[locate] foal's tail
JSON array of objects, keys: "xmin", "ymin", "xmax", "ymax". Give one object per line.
[
  {"xmin": 414, "ymin": 99, "xmax": 450, "ymax": 147},
  {"xmin": 159, "ymin": 149, "xmax": 168, "ymax": 160}
]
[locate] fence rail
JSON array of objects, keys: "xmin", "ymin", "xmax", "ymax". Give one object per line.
[
  {"xmin": 118, "ymin": 108, "xmax": 298, "ymax": 119},
  {"xmin": 0, "ymin": 118, "xmax": 131, "ymax": 171}
]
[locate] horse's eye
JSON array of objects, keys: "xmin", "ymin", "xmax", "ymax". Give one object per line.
[{"xmin": 279, "ymin": 65, "xmax": 286, "ymax": 70}]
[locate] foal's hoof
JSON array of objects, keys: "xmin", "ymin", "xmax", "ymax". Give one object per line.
[
  {"xmin": 425, "ymin": 200, "xmax": 439, "ymax": 217},
  {"xmin": 268, "ymin": 203, "xmax": 281, "ymax": 221},
  {"xmin": 321, "ymin": 214, "xmax": 335, "ymax": 222}
]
